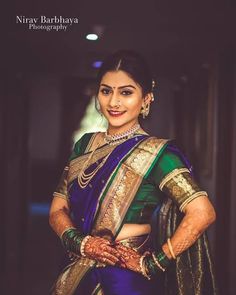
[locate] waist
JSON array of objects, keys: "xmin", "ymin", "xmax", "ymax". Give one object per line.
[{"xmin": 116, "ymin": 223, "xmax": 151, "ymax": 241}]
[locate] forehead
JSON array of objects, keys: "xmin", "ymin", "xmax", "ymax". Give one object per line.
[{"xmin": 100, "ymin": 70, "xmax": 138, "ymax": 87}]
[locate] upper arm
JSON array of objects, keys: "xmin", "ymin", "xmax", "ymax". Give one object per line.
[{"xmin": 150, "ymin": 145, "xmax": 208, "ymax": 213}]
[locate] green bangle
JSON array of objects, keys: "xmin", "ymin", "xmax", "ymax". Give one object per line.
[
  {"xmin": 61, "ymin": 228, "xmax": 85, "ymax": 256},
  {"xmin": 154, "ymin": 250, "xmax": 171, "ymax": 268},
  {"xmin": 143, "ymin": 250, "xmax": 171, "ymax": 277}
]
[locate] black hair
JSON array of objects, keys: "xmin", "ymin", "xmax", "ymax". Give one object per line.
[{"xmin": 96, "ymin": 50, "xmax": 154, "ymax": 97}]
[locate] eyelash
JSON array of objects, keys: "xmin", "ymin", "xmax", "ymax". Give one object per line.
[{"xmin": 100, "ymin": 88, "xmax": 133, "ymax": 96}]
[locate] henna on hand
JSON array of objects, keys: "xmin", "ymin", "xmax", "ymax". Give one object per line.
[
  {"xmin": 114, "ymin": 244, "xmax": 142, "ymax": 273},
  {"xmin": 84, "ymin": 237, "xmax": 124, "ymax": 266}
]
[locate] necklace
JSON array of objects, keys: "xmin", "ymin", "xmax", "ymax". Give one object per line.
[
  {"xmin": 78, "ymin": 123, "xmax": 141, "ymax": 189},
  {"xmin": 104, "ymin": 123, "xmax": 140, "ymax": 146}
]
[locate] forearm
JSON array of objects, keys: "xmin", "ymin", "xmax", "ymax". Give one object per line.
[
  {"xmin": 162, "ymin": 204, "xmax": 216, "ymax": 259},
  {"xmin": 49, "ymin": 207, "xmax": 75, "ymax": 237}
]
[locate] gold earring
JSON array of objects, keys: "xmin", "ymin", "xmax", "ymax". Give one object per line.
[{"xmin": 140, "ymin": 103, "xmax": 150, "ymax": 119}]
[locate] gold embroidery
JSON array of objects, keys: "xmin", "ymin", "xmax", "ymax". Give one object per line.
[
  {"xmin": 161, "ymin": 171, "xmax": 208, "ymax": 212},
  {"xmin": 53, "ymin": 192, "xmax": 68, "ymax": 200},
  {"xmin": 54, "ymin": 166, "xmax": 69, "ymax": 198},
  {"xmin": 159, "ymin": 168, "xmax": 190, "ymax": 190},
  {"xmin": 84, "ymin": 133, "xmax": 97, "ymax": 153},
  {"xmin": 52, "ymin": 257, "xmax": 96, "ymax": 295},
  {"xmin": 92, "ymin": 138, "xmax": 168, "ymax": 237},
  {"xmin": 92, "ymin": 284, "xmax": 104, "ymax": 295},
  {"xmin": 179, "ymin": 191, "xmax": 208, "ymax": 212},
  {"xmin": 68, "ymin": 145, "xmax": 117, "ymax": 184}
]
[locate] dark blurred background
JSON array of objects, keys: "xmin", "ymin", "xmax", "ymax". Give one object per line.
[{"xmin": 1, "ymin": 1, "xmax": 236, "ymax": 294}]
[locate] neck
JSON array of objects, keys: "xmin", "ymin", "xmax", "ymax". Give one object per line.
[{"xmin": 107, "ymin": 121, "xmax": 139, "ymax": 136}]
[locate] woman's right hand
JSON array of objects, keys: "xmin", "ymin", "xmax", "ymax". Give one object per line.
[{"xmin": 84, "ymin": 236, "xmax": 124, "ymax": 266}]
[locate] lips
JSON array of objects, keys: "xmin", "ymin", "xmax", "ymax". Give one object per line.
[{"xmin": 107, "ymin": 110, "xmax": 127, "ymax": 117}]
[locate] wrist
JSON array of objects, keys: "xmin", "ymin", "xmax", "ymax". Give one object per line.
[
  {"xmin": 61, "ymin": 228, "xmax": 86, "ymax": 256},
  {"xmin": 80, "ymin": 235, "xmax": 92, "ymax": 257},
  {"xmin": 144, "ymin": 250, "xmax": 171, "ymax": 277}
]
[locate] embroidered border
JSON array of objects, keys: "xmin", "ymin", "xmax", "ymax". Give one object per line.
[
  {"xmin": 160, "ymin": 171, "xmax": 208, "ymax": 212},
  {"xmin": 179, "ymin": 191, "xmax": 208, "ymax": 212},
  {"xmin": 159, "ymin": 168, "xmax": 190, "ymax": 191},
  {"xmin": 68, "ymin": 145, "xmax": 117, "ymax": 184},
  {"xmin": 92, "ymin": 137, "xmax": 168, "ymax": 237}
]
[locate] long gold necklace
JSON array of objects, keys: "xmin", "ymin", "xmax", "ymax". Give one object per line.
[{"xmin": 78, "ymin": 124, "xmax": 141, "ymax": 189}]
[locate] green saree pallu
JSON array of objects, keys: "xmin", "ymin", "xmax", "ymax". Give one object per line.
[{"xmin": 51, "ymin": 133, "xmax": 218, "ymax": 295}]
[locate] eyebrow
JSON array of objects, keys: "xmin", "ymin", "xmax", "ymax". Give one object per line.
[{"xmin": 100, "ymin": 83, "xmax": 136, "ymax": 89}]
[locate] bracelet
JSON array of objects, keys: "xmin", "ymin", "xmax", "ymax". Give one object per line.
[
  {"xmin": 80, "ymin": 235, "xmax": 92, "ymax": 257},
  {"xmin": 151, "ymin": 253, "xmax": 166, "ymax": 272},
  {"xmin": 167, "ymin": 238, "xmax": 176, "ymax": 259},
  {"xmin": 139, "ymin": 252, "xmax": 151, "ymax": 280}
]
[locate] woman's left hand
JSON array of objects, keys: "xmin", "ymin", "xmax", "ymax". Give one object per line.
[{"xmin": 114, "ymin": 243, "xmax": 142, "ymax": 273}]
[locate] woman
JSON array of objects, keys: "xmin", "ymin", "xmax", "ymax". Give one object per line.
[{"xmin": 49, "ymin": 50, "xmax": 217, "ymax": 295}]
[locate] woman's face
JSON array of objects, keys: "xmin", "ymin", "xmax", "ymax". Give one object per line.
[{"xmin": 98, "ymin": 70, "xmax": 148, "ymax": 134}]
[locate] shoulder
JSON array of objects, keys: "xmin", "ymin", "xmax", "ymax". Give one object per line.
[
  {"xmin": 147, "ymin": 140, "xmax": 192, "ymax": 184},
  {"xmin": 69, "ymin": 132, "xmax": 96, "ymax": 160}
]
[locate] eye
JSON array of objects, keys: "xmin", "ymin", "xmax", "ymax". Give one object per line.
[
  {"xmin": 100, "ymin": 88, "xmax": 112, "ymax": 95},
  {"xmin": 121, "ymin": 90, "xmax": 133, "ymax": 96}
]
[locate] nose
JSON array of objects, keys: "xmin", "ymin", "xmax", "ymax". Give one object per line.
[{"xmin": 108, "ymin": 91, "xmax": 120, "ymax": 108}]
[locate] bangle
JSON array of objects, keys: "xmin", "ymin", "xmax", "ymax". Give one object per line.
[
  {"xmin": 155, "ymin": 250, "xmax": 170, "ymax": 268},
  {"xmin": 167, "ymin": 238, "xmax": 176, "ymax": 259},
  {"xmin": 139, "ymin": 252, "xmax": 151, "ymax": 280},
  {"xmin": 60, "ymin": 226, "xmax": 76, "ymax": 240},
  {"xmin": 80, "ymin": 235, "xmax": 92, "ymax": 257},
  {"xmin": 151, "ymin": 253, "xmax": 166, "ymax": 272}
]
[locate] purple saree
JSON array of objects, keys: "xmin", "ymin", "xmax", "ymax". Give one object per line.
[{"xmin": 51, "ymin": 134, "xmax": 169, "ymax": 295}]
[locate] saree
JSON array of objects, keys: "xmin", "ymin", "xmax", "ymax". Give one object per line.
[{"xmin": 51, "ymin": 133, "xmax": 217, "ymax": 295}]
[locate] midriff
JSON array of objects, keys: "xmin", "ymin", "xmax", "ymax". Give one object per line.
[{"xmin": 115, "ymin": 223, "xmax": 151, "ymax": 241}]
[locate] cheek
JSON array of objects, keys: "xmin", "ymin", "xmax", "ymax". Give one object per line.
[{"xmin": 125, "ymin": 97, "xmax": 143, "ymax": 111}]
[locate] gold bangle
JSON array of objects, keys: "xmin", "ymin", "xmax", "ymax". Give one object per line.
[
  {"xmin": 167, "ymin": 238, "xmax": 176, "ymax": 259},
  {"xmin": 151, "ymin": 253, "xmax": 166, "ymax": 272}
]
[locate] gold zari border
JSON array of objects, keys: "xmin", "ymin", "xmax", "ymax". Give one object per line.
[
  {"xmin": 68, "ymin": 144, "xmax": 117, "ymax": 184},
  {"xmin": 179, "ymin": 191, "xmax": 208, "ymax": 212},
  {"xmin": 53, "ymin": 192, "xmax": 68, "ymax": 200},
  {"xmin": 161, "ymin": 171, "xmax": 208, "ymax": 212},
  {"xmin": 92, "ymin": 137, "xmax": 168, "ymax": 236},
  {"xmin": 159, "ymin": 168, "xmax": 190, "ymax": 190}
]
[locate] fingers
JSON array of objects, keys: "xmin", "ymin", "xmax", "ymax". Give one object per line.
[
  {"xmin": 101, "ymin": 251, "xmax": 121, "ymax": 266},
  {"xmin": 114, "ymin": 244, "xmax": 138, "ymax": 259}
]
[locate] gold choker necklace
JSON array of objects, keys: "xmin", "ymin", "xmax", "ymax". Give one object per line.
[{"xmin": 104, "ymin": 123, "xmax": 140, "ymax": 146}]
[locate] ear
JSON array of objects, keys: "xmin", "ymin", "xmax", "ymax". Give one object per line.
[{"xmin": 142, "ymin": 93, "xmax": 152, "ymax": 106}]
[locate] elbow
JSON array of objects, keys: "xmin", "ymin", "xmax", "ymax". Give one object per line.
[{"xmin": 209, "ymin": 206, "xmax": 216, "ymax": 225}]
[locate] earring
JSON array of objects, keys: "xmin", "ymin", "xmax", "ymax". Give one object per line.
[
  {"xmin": 150, "ymin": 93, "xmax": 155, "ymax": 102},
  {"xmin": 140, "ymin": 103, "xmax": 150, "ymax": 119}
]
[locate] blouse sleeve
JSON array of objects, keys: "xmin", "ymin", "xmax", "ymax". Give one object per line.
[
  {"xmin": 150, "ymin": 145, "xmax": 208, "ymax": 212},
  {"xmin": 52, "ymin": 133, "xmax": 88, "ymax": 200}
]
